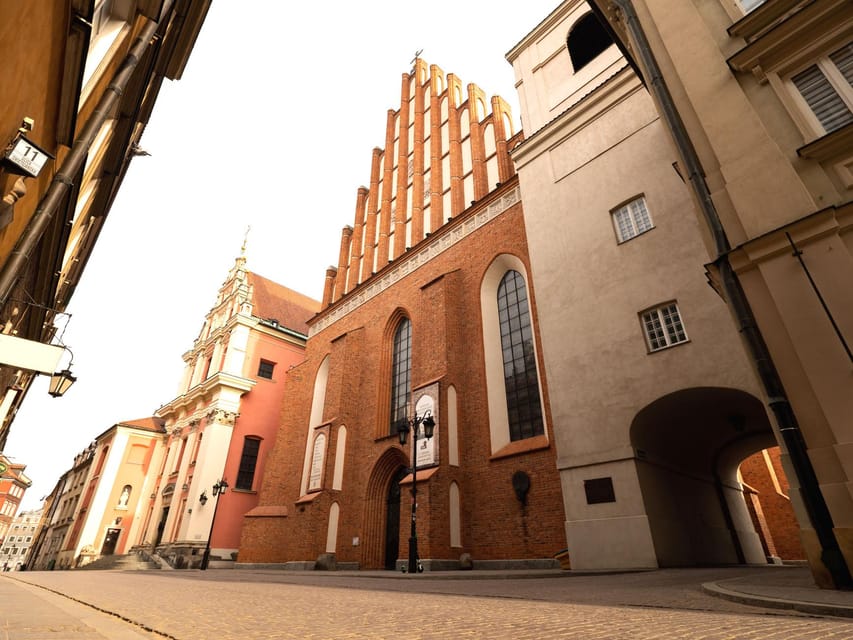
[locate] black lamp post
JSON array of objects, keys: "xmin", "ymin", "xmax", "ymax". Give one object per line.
[
  {"xmin": 200, "ymin": 478, "xmax": 228, "ymax": 570},
  {"xmin": 396, "ymin": 411, "xmax": 436, "ymax": 574}
]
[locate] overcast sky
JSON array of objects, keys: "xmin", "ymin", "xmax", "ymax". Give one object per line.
[{"xmin": 7, "ymin": 1, "xmax": 559, "ymax": 510}]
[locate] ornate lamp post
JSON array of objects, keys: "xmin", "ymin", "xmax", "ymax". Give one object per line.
[
  {"xmin": 396, "ymin": 411, "xmax": 436, "ymax": 574},
  {"xmin": 200, "ymin": 478, "xmax": 228, "ymax": 570}
]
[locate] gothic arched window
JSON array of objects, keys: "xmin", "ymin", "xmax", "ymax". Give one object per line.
[
  {"xmin": 498, "ymin": 271, "xmax": 544, "ymax": 441},
  {"xmin": 389, "ymin": 318, "xmax": 412, "ymax": 435}
]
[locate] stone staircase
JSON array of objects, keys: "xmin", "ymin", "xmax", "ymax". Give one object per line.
[{"xmin": 77, "ymin": 553, "xmax": 160, "ymax": 571}]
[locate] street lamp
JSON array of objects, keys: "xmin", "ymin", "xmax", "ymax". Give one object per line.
[
  {"xmin": 200, "ymin": 478, "xmax": 228, "ymax": 570},
  {"xmin": 396, "ymin": 410, "xmax": 436, "ymax": 574}
]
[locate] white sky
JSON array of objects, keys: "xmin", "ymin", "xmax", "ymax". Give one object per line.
[{"xmin": 7, "ymin": 1, "xmax": 559, "ymax": 510}]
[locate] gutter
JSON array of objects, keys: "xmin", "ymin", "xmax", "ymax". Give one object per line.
[
  {"xmin": 609, "ymin": 0, "xmax": 852, "ymax": 589},
  {"xmin": 0, "ymin": 0, "xmax": 177, "ymax": 308}
]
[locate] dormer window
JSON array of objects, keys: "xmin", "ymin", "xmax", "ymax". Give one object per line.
[{"xmin": 567, "ymin": 13, "xmax": 613, "ymax": 73}]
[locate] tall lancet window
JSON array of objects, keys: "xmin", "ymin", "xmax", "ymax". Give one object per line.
[
  {"xmin": 498, "ymin": 271, "xmax": 544, "ymax": 441},
  {"xmin": 389, "ymin": 318, "xmax": 412, "ymax": 435}
]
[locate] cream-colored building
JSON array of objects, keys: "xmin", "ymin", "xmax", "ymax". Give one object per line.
[
  {"xmin": 582, "ymin": 0, "xmax": 852, "ymax": 589},
  {"xmin": 51, "ymin": 418, "xmax": 165, "ymax": 568},
  {"xmin": 508, "ymin": 1, "xmax": 786, "ymax": 573}
]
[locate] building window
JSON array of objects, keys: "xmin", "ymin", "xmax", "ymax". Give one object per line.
[
  {"xmin": 567, "ymin": 13, "xmax": 613, "ymax": 73},
  {"xmin": 83, "ymin": 0, "xmax": 132, "ymax": 87},
  {"xmin": 498, "ymin": 271, "xmax": 544, "ymax": 442},
  {"xmin": 737, "ymin": 0, "xmax": 766, "ymax": 13},
  {"xmin": 389, "ymin": 318, "xmax": 412, "ymax": 435},
  {"xmin": 235, "ymin": 437, "xmax": 261, "ymax": 491},
  {"xmin": 790, "ymin": 43, "xmax": 853, "ymax": 135},
  {"xmin": 641, "ymin": 302, "xmax": 688, "ymax": 352},
  {"xmin": 612, "ymin": 196, "xmax": 654, "ymax": 243},
  {"xmin": 257, "ymin": 360, "xmax": 275, "ymax": 379}
]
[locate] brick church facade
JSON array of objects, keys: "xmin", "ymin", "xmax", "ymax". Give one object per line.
[{"xmin": 238, "ymin": 59, "xmax": 567, "ymax": 569}]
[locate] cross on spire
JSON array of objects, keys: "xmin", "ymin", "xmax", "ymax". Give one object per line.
[{"xmin": 410, "ymin": 49, "xmax": 423, "ymax": 73}]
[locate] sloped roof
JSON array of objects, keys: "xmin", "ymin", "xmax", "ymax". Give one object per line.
[
  {"xmin": 115, "ymin": 417, "xmax": 166, "ymax": 433},
  {"xmin": 248, "ymin": 272, "xmax": 321, "ymax": 336}
]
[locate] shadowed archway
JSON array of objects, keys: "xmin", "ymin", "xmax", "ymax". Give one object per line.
[{"xmin": 631, "ymin": 387, "xmax": 777, "ymax": 567}]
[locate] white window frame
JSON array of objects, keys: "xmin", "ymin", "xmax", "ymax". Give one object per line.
[
  {"xmin": 611, "ymin": 196, "xmax": 654, "ymax": 243},
  {"xmin": 786, "ymin": 43, "xmax": 853, "ymax": 139},
  {"xmin": 82, "ymin": 0, "xmax": 134, "ymax": 95},
  {"xmin": 640, "ymin": 302, "xmax": 688, "ymax": 352},
  {"xmin": 737, "ymin": 0, "xmax": 766, "ymax": 14}
]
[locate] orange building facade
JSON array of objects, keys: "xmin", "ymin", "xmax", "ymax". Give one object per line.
[{"xmin": 135, "ymin": 249, "xmax": 320, "ymax": 568}]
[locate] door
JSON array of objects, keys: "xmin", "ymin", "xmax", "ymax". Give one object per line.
[
  {"xmin": 101, "ymin": 528, "xmax": 121, "ymax": 556},
  {"xmin": 154, "ymin": 506, "xmax": 169, "ymax": 546},
  {"xmin": 384, "ymin": 468, "xmax": 406, "ymax": 570}
]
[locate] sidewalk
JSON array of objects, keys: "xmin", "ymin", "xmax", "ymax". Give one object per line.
[
  {"xmin": 699, "ymin": 566, "xmax": 853, "ymax": 618},
  {"xmin": 0, "ymin": 575, "xmax": 156, "ymax": 638}
]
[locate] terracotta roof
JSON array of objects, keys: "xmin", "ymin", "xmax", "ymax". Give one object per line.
[
  {"xmin": 116, "ymin": 417, "xmax": 166, "ymax": 433},
  {"xmin": 247, "ymin": 272, "xmax": 321, "ymax": 336}
]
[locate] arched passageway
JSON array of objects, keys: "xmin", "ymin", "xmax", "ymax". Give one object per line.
[{"xmin": 631, "ymin": 387, "xmax": 778, "ymax": 567}]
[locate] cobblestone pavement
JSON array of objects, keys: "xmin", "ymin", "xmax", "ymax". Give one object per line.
[{"xmin": 8, "ymin": 568, "xmax": 853, "ymax": 639}]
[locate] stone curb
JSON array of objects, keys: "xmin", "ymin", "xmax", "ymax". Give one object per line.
[{"xmin": 701, "ymin": 581, "xmax": 853, "ymax": 619}]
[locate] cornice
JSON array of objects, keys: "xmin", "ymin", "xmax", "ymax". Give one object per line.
[
  {"xmin": 511, "ymin": 64, "xmax": 639, "ymax": 169},
  {"xmin": 158, "ymin": 371, "xmax": 255, "ymax": 419},
  {"xmin": 727, "ymin": 0, "xmax": 852, "ymax": 77}
]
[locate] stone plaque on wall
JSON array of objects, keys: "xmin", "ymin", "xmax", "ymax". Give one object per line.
[{"xmin": 308, "ymin": 432, "xmax": 327, "ymax": 491}]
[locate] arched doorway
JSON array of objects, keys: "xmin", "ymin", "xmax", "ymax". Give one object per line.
[
  {"xmin": 631, "ymin": 387, "xmax": 778, "ymax": 567},
  {"xmin": 362, "ymin": 448, "xmax": 408, "ymax": 569},
  {"xmin": 384, "ymin": 467, "xmax": 407, "ymax": 569}
]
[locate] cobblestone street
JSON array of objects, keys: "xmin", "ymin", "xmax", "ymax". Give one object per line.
[{"xmin": 5, "ymin": 568, "xmax": 853, "ymax": 639}]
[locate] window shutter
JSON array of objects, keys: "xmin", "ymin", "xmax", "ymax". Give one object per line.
[
  {"xmin": 792, "ymin": 64, "xmax": 853, "ymax": 133},
  {"xmin": 829, "ymin": 44, "xmax": 853, "ymax": 89}
]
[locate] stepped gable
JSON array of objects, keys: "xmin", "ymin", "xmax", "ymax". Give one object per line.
[{"xmin": 247, "ymin": 272, "xmax": 320, "ymax": 336}]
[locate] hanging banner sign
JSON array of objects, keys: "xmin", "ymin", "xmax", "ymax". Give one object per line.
[{"xmin": 0, "ymin": 334, "xmax": 65, "ymax": 374}]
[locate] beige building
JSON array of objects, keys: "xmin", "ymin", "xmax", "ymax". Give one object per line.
[
  {"xmin": 50, "ymin": 418, "xmax": 165, "ymax": 569},
  {"xmin": 507, "ymin": 1, "xmax": 792, "ymax": 573},
  {"xmin": 0, "ymin": 507, "xmax": 42, "ymax": 571},
  {"xmin": 26, "ymin": 445, "xmax": 95, "ymax": 570},
  {"xmin": 582, "ymin": 0, "xmax": 852, "ymax": 588}
]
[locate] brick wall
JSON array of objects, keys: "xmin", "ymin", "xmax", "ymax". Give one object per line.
[
  {"xmin": 740, "ymin": 448, "xmax": 804, "ymax": 561},
  {"xmin": 239, "ymin": 182, "xmax": 567, "ymax": 567}
]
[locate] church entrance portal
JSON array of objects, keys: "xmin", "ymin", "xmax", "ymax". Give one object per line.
[
  {"xmin": 101, "ymin": 528, "xmax": 121, "ymax": 556},
  {"xmin": 384, "ymin": 467, "xmax": 407, "ymax": 569}
]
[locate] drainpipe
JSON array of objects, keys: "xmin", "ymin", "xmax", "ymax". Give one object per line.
[
  {"xmin": 609, "ymin": 0, "xmax": 852, "ymax": 589},
  {"xmin": 0, "ymin": 0, "xmax": 176, "ymax": 308}
]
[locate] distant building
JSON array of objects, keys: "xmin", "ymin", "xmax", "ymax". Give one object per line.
[
  {"xmin": 50, "ymin": 419, "xmax": 165, "ymax": 569},
  {"xmin": 134, "ymin": 248, "xmax": 320, "ymax": 568},
  {"xmin": 0, "ymin": 1, "xmax": 211, "ymax": 448},
  {"xmin": 0, "ymin": 455, "xmax": 30, "ymax": 545},
  {"xmin": 238, "ymin": 58, "xmax": 568, "ymax": 570},
  {"xmin": 0, "ymin": 508, "xmax": 43, "ymax": 571},
  {"xmin": 26, "ymin": 445, "xmax": 95, "ymax": 570}
]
